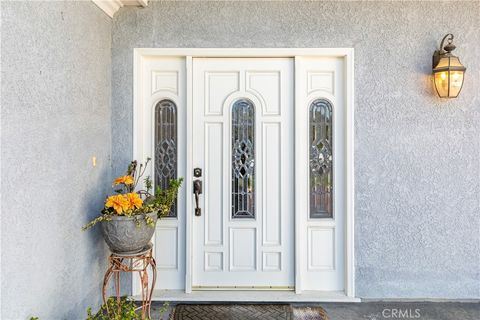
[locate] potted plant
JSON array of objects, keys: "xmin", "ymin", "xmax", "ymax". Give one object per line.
[{"xmin": 83, "ymin": 158, "xmax": 182, "ymax": 254}]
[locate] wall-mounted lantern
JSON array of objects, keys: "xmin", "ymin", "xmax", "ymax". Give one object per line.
[{"xmin": 432, "ymin": 34, "xmax": 466, "ymax": 98}]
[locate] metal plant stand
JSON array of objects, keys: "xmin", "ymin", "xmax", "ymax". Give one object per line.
[{"xmin": 102, "ymin": 244, "xmax": 156, "ymax": 319}]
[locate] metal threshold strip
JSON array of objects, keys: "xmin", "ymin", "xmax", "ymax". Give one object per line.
[{"xmin": 192, "ymin": 285, "xmax": 294, "ymax": 291}]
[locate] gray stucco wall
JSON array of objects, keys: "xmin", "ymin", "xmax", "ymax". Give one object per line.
[
  {"xmin": 111, "ymin": 1, "xmax": 480, "ymax": 299},
  {"xmin": 1, "ymin": 2, "xmax": 112, "ymax": 319}
]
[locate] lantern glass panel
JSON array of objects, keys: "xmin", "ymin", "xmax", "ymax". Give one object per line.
[
  {"xmin": 434, "ymin": 71, "xmax": 449, "ymax": 97},
  {"xmin": 449, "ymin": 71, "xmax": 464, "ymax": 97},
  {"xmin": 449, "ymin": 56, "xmax": 464, "ymax": 68},
  {"xmin": 435, "ymin": 56, "xmax": 451, "ymax": 69}
]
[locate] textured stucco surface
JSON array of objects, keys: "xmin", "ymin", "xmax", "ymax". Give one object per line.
[
  {"xmin": 111, "ymin": 1, "xmax": 480, "ymax": 299},
  {"xmin": 1, "ymin": 2, "xmax": 112, "ymax": 319}
]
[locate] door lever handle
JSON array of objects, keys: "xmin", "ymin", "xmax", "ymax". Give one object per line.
[{"xmin": 193, "ymin": 179, "xmax": 202, "ymax": 216}]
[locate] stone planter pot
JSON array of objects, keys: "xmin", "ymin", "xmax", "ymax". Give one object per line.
[{"xmin": 101, "ymin": 211, "xmax": 158, "ymax": 254}]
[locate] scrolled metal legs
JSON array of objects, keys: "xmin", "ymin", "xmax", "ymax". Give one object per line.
[
  {"xmin": 102, "ymin": 266, "xmax": 114, "ymax": 307},
  {"xmin": 101, "ymin": 249, "xmax": 157, "ymax": 319},
  {"xmin": 148, "ymin": 258, "xmax": 157, "ymax": 319}
]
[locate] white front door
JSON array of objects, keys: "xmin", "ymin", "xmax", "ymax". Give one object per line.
[
  {"xmin": 135, "ymin": 50, "xmax": 353, "ymax": 295},
  {"xmin": 192, "ymin": 58, "xmax": 294, "ymax": 289}
]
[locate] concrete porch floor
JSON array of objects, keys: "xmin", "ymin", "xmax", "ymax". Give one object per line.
[{"xmin": 152, "ymin": 301, "xmax": 480, "ymax": 320}]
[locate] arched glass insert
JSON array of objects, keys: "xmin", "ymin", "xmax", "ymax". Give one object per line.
[
  {"xmin": 310, "ymin": 99, "xmax": 333, "ymax": 218},
  {"xmin": 232, "ymin": 99, "xmax": 255, "ymax": 219},
  {"xmin": 155, "ymin": 99, "xmax": 177, "ymax": 217}
]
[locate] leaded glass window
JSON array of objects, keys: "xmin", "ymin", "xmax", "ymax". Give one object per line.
[
  {"xmin": 310, "ymin": 99, "xmax": 333, "ymax": 218},
  {"xmin": 155, "ymin": 99, "xmax": 177, "ymax": 217},
  {"xmin": 232, "ymin": 99, "xmax": 255, "ymax": 219}
]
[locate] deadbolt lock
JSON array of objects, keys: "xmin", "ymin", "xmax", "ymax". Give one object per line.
[{"xmin": 194, "ymin": 168, "xmax": 202, "ymax": 177}]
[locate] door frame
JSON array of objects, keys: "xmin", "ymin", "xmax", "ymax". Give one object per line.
[{"xmin": 133, "ymin": 48, "xmax": 355, "ymax": 298}]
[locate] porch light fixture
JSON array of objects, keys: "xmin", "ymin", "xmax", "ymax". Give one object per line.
[{"xmin": 432, "ymin": 34, "xmax": 466, "ymax": 98}]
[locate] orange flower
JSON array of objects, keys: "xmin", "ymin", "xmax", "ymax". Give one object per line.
[
  {"xmin": 113, "ymin": 175, "xmax": 134, "ymax": 186},
  {"xmin": 125, "ymin": 192, "xmax": 143, "ymax": 209},
  {"xmin": 105, "ymin": 195, "xmax": 129, "ymax": 214}
]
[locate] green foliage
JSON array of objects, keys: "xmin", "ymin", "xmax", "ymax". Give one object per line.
[
  {"xmin": 82, "ymin": 158, "xmax": 182, "ymax": 231},
  {"xmin": 86, "ymin": 297, "xmax": 139, "ymax": 320},
  {"xmin": 157, "ymin": 301, "xmax": 170, "ymax": 316},
  {"xmin": 152, "ymin": 178, "xmax": 184, "ymax": 218},
  {"xmin": 86, "ymin": 297, "xmax": 169, "ymax": 320},
  {"xmin": 82, "ymin": 214, "xmax": 112, "ymax": 231},
  {"xmin": 144, "ymin": 176, "xmax": 152, "ymax": 194},
  {"xmin": 29, "ymin": 317, "xmax": 39, "ymax": 320}
]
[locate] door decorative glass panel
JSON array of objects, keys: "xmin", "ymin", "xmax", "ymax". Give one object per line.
[
  {"xmin": 310, "ymin": 99, "xmax": 333, "ymax": 218},
  {"xmin": 155, "ymin": 99, "xmax": 177, "ymax": 217},
  {"xmin": 232, "ymin": 99, "xmax": 255, "ymax": 219}
]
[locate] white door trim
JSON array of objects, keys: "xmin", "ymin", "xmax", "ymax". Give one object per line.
[{"xmin": 133, "ymin": 48, "xmax": 355, "ymax": 299}]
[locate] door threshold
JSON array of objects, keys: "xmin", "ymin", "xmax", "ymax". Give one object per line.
[{"xmin": 136, "ymin": 290, "xmax": 360, "ymax": 303}]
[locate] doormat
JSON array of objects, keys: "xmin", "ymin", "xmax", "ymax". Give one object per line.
[{"xmin": 170, "ymin": 304, "xmax": 329, "ymax": 320}]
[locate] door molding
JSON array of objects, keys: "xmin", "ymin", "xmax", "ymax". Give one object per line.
[{"xmin": 133, "ymin": 48, "xmax": 355, "ymax": 299}]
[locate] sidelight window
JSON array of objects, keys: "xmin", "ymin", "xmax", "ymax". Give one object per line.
[
  {"xmin": 310, "ymin": 99, "xmax": 333, "ymax": 218},
  {"xmin": 155, "ymin": 99, "xmax": 178, "ymax": 217}
]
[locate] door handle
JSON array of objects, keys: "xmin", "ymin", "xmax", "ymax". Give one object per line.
[{"xmin": 193, "ymin": 179, "xmax": 202, "ymax": 216}]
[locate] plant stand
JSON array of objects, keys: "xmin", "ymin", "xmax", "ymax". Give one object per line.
[{"xmin": 102, "ymin": 244, "xmax": 156, "ymax": 319}]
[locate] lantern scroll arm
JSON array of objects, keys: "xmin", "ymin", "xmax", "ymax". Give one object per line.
[{"xmin": 433, "ymin": 33, "xmax": 455, "ymax": 68}]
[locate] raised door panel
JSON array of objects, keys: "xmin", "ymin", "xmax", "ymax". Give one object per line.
[
  {"xmin": 230, "ymin": 228, "xmax": 257, "ymax": 271},
  {"xmin": 205, "ymin": 72, "xmax": 239, "ymax": 115},
  {"xmin": 152, "ymin": 71, "xmax": 178, "ymax": 95},
  {"xmin": 246, "ymin": 71, "xmax": 281, "ymax": 115},
  {"xmin": 204, "ymin": 123, "xmax": 224, "ymax": 246},
  {"xmin": 262, "ymin": 123, "xmax": 281, "ymax": 246}
]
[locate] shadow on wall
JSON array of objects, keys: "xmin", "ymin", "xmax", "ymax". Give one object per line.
[{"xmin": 82, "ymin": 164, "xmax": 132, "ymax": 308}]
